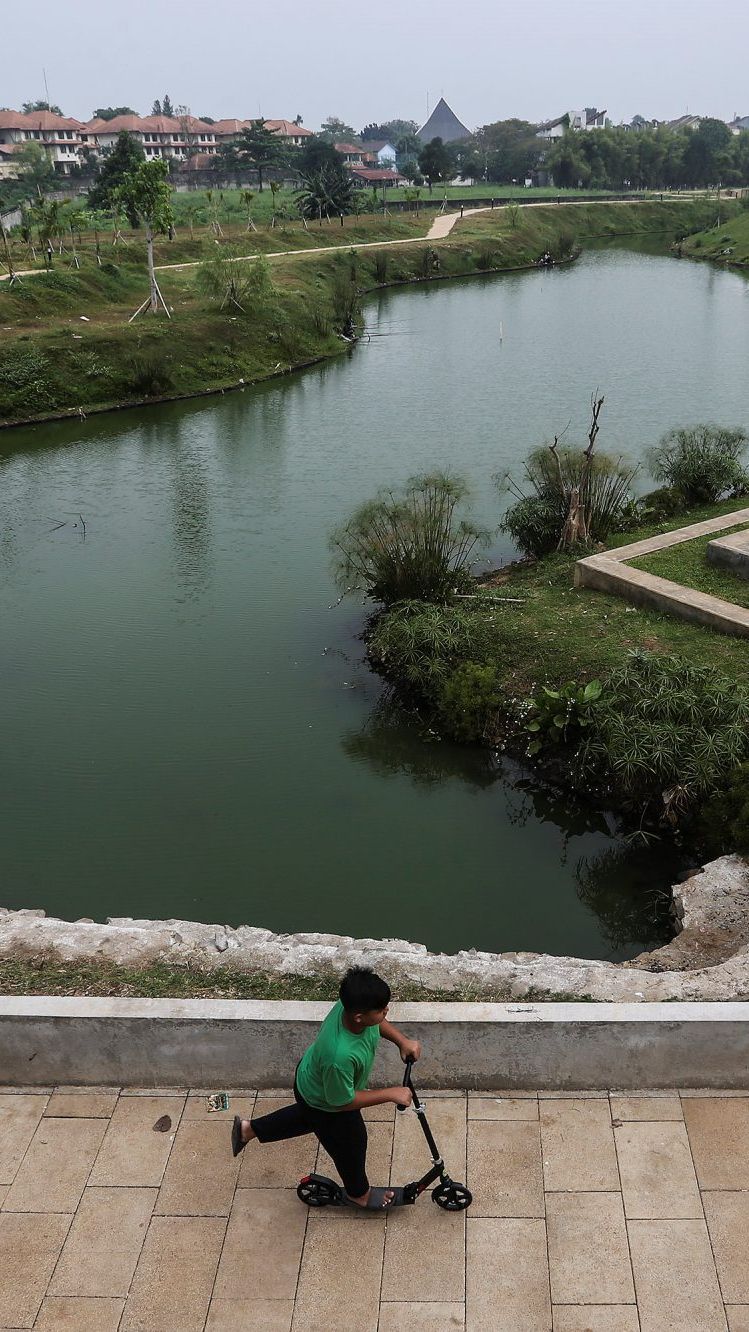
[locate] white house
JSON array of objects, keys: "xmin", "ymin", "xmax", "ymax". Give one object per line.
[
  {"xmin": 360, "ymin": 139, "xmax": 397, "ymax": 167},
  {"xmin": 0, "ymin": 109, "xmax": 87, "ymax": 174},
  {"xmin": 537, "ymin": 108, "xmax": 607, "ymax": 139},
  {"xmin": 84, "ymin": 114, "xmax": 219, "ymax": 160},
  {"xmin": 728, "ymin": 115, "xmax": 749, "ymax": 136}
]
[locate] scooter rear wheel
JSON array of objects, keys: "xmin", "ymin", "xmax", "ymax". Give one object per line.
[
  {"xmin": 297, "ymin": 1175, "xmax": 340, "ymax": 1207},
  {"xmin": 432, "ymin": 1181, "xmax": 472, "ymax": 1211}
]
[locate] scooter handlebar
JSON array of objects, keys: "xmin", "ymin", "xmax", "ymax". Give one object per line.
[{"xmin": 397, "ymin": 1056, "xmax": 415, "ymax": 1111}]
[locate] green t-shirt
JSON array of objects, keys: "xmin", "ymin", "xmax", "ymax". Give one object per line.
[{"xmin": 295, "ymin": 1000, "xmax": 380, "ymax": 1110}]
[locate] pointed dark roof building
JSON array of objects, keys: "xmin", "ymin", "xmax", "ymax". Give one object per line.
[{"xmin": 417, "ymin": 98, "xmax": 471, "ymax": 144}]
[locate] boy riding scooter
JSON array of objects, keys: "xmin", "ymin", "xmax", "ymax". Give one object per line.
[{"xmin": 232, "ymin": 966, "xmax": 419, "ymax": 1209}]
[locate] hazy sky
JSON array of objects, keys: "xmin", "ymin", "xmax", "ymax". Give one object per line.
[{"xmin": 6, "ymin": 0, "xmax": 748, "ymax": 130}]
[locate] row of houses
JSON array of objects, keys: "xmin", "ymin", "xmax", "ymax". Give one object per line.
[{"xmin": 0, "ymin": 110, "xmax": 315, "ymax": 179}]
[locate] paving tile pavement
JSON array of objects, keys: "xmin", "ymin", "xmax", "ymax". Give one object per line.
[{"xmin": 2, "ymin": 1086, "xmax": 749, "ymax": 1327}]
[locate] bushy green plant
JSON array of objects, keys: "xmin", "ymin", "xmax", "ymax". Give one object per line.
[
  {"xmin": 579, "ymin": 652, "xmax": 749, "ymax": 820},
  {"xmin": 331, "ymin": 474, "xmax": 489, "ymax": 606},
  {"xmin": 124, "ymin": 352, "xmax": 174, "ymax": 397},
  {"xmin": 500, "ymin": 446, "xmax": 638, "ymax": 558},
  {"xmin": 524, "ymin": 679, "xmax": 602, "ymax": 755},
  {"xmin": 647, "ymin": 425, "xmax": 749, "ymax": 504},
  {"xmin": 639, "ymin": 486, "xmax": 688, "ymax": 520},
  {"xmin": 437, "ymin": 662, "xmax": 503, "ymax": 741},
  {"xmin": 369, "ymin": 600, "xmax": 496, "ymax": 692},
  {"xmin": 0, "ymin": 347, "xmax": 55, "ymax": 410}
]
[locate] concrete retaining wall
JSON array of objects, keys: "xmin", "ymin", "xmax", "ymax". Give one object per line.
[
  {"xmin": 575, "ymin": 508, "xmax": 749, "ymax": 638},
  {"xmin": 2, "ymin": 997, "xmax": 749, "ymax": 1089}
]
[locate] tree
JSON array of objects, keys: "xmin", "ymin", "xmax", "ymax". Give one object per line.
[
  {"xmin": 22, "ymin": 99, "xmax": 63, "ymax": 115},
  {"xmin": 152, "ymin": 99, "xmax": 162, "ymax": 115},
  {"xmin": 318, "ymin": 115, "xmax": 357, "ymax": 143},
  {"xmin": 361, "ymin": 119, "xmax": 418, "ymax": 143},
  {"xmin": 417, "ymin": 137, "xmax": 454, "ymax": 193},
  {"xmin": 296, "ymin": 165, "xmax": 356, "ymax": 220},
  {"xmin": 234, "ymin": 119, "xmax": 286, "ymax": 190},
  {"xmin": 473, "ymin": 119, "xmax": 541, "ymax": 183},
  {"xmin": 683, "ymin": 118, "xmax": 733, "ymax": 186},
  {"xmin": 117, "ymin": 159, "xmax": 174, "ymax": 315},
  {"xmin": 88, "ymin": 131, "xmax": 145, "ymax": 221},
  {"xmin": 162, "ymin": 94, "xmax": 174, "ymax": 118},
  {"xmin": 93, "ymin": 106, "xmax": 136, "ymax": 121},
  {"xmin": 14, "ymin": 141, "xmax": 56, "ymax": 194}
]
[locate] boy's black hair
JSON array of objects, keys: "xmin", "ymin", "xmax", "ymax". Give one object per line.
[{"xmin": 339, "ymin": 966, "xmax": 391, "ymax": 1013}]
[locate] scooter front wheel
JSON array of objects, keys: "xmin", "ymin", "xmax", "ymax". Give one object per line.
[
  {"xmin": 432, "ymin": 1181, "xmax": 472, "ymax": 1211},
  {"xmin": 297, "ymin": 1174, "xmax": 342, "ymax": 1207}
]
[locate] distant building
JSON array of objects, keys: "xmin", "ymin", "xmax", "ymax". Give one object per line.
[
  {"xmin": 334, "ymin": 141, "xmax": 369, "ymax": 166},
  {"xmin": 536, "ymin": 108, "xmax": 607, "ymax": 140},
  {"xmin": 666, "ymin": 114, "xmax": 703, "ymax": 132},
  {"xmin": 536, "ymin": 115, "xmax": 569, "ymax": 141},
  {"xmin": 417, "ymin": 98, "xmax": 471, "ymax": 144},
  {"xmin": 727, "ymin": 115, "xmax": 749, "ymax": 136},
  {"xmin": 359, "ymin": 139, "xmax": 397, "ymax": 167},
  {"xmin": 349, "ymin": 166, "xmax": 404, "ymax": 187},
  {"xmin": 84, "ymin": 114, "xmax": 219, "ymax": 160},
  {"xmin": 0, "ymin": 109, "xmax": 86, "ymax": 174}
]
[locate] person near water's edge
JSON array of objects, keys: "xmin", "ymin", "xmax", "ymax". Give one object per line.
[{"xmin": 231, "ymin": 967, "xmax": 421, "ymax": 1209}]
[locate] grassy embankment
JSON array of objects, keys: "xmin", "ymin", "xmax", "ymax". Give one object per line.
[
  {"xmin": 680, "ymin": 204, "xmax": 749, "ymax": 266},
  {"xmin": 0, "ymin": 196, "xmax": 724, "ymax": 428},
  {"xmin": 629, "ymin": 522, "xmax": 749, "ymax": 607}
]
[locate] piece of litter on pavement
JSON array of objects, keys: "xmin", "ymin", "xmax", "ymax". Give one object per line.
[{"xmin": 207, "ymin": 1092, "xmax": 230, "ymax": 1113}]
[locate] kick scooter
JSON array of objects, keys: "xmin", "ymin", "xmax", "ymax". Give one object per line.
[{"xmin": 297, "ymin": 1056, "xmax": 472, "ymax": 1211}]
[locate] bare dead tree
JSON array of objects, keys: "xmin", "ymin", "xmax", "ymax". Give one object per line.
[{"xmin": 556, "ymin": 391, "xmax": 605, "ymax": 550}]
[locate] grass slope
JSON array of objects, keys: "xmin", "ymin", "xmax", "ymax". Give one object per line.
[
  {"xmin": 681, "ymin": 204, "xmax": 749, "ymax": 266},
  {"xmin": 0, "ymin": 198, "xmax": 727, "ymax": 427}
]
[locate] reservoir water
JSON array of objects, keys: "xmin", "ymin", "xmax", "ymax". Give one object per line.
[{"xmin": 2, "ymin": 246, "xmax": 748, "ymax": 959}]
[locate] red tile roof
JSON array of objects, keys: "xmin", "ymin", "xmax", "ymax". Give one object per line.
[
  {"xmin": 350, "ymin": 167, "xmax": 404, "ymax": 183},
  {"xmin": 265, "ymin": 120, "xmax": 313, "ymax": 137},
  {"xmin": 0, "ymin": 109, "xmax": 85, "ymax": 131}
]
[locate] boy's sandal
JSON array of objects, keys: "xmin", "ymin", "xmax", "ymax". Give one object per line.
[
  {"xmin": 350, "ymin": 1185, "xmax": 406, "ymax": 1209},
  {"xmin": 231, "ymin": 1115, "xmax": 248, "ymax": 1158}
]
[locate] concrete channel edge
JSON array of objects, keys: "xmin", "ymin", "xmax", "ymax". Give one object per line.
[{"xmin": 2, "ymin": 996, "xmax": 749, "ymax": 1089}]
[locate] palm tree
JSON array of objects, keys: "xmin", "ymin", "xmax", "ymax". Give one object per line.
[{"xmin": 296, "ymin": 166, "xmax": 356, "ymax": 221}]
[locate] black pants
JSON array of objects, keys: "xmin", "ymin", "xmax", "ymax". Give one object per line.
[{"xmin": 251, "ymin": 1082, "xmax": 369, "ymax": 1198}]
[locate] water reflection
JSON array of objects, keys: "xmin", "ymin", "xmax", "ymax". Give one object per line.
[
  {"xmin": 343, "ymin": 694, "xmax": 674, "ymax": 955},
  {"xmin": 577, "ymin": 842, "xmax": 676, "ymax": 955}
]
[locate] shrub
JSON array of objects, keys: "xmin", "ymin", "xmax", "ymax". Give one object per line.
[
  {"xmin": 525, "ymin": 679, "xmax": 602, "ymax": 755},
  {"xmin": 0, "ymin": 347, "xmax": 55, "ymax": 411},
  {"xmin": 579, "ymin": 652, "xmax": 749, "ymax": 821},
  {"xmin": 331, "ymin": 474, "xmax": 489, "ymax": 606},
  {"xmin": 647, "ymin": 425, "xmax": 749, "ymax": 504},
  {"xmin": 639, "ymin": 486, "xmax": 688, "ymax": 520},
  {"xmin": 500, "ymin": 446, "xmax": 638, "ymax": 558},
  {"xmin": 369, "ymin": 600, "xmax": 497, "ymax": 694},
  {"xmin": 437, "ymin": 662, "xmax": 503, "ymax": 741},
  {"xmin": 124, "ymin": 353, "xmax": 174, "ymax": 397}
]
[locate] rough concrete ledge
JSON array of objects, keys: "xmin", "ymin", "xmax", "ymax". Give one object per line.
[
  {"xmin": 1, "ymin": 997, "xmax": 749, "ymax": 1089},
  {"xmin": 2, "ymin": 857, "xmax": 749, "ymax": 1004},
  {"xmin": 575, "ymin": 507, "xmax": 749, "ymax": 636},
  {"xmin": 707, "ymin": 528, "xmax": 749, "ymax": 580}
]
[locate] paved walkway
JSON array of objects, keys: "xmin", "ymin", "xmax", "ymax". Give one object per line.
[{"xmin": 1, "ymin": 1086, "xmax": 748, "ymax": 1330}]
